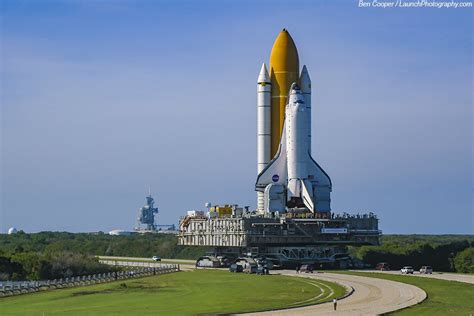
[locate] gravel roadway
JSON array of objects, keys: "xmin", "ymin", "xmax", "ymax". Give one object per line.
[
  {"xmin": 240, "ymin": 270, "xmax": 427, "ymax": 316},
  {"xmin": 359, "ymin": 269, "xmax": 474, "ymax": 284}
]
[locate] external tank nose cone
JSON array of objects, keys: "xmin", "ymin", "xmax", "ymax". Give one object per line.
[{"xmin": 269, "ymin": 29, "xmax": 299, "ymax": 73}]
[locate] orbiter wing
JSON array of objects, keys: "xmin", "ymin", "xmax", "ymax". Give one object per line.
[
  {"xmin": 307, "ymin": 153, "xmax": 331, "ymax": 187},
  {"xmin": 307, "ymin": 153, "xmax": 332, "ymax": 212}
]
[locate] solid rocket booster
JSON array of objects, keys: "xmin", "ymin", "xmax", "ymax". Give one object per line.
[
  {"xmin": 257, "ymin": 64, "xmax": 271, "ymax": 174},
  {"xmin": 257, "ymin": 64, "xmax": 272, "ymax": 212},
  {"xmin": 300, "ymin": 65, "xmax": 311, "ymax": 153}
]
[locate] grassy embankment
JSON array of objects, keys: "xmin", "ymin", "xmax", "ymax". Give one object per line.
[
  {"xmin": 0, "ymin": 269, "xmax": 345, "ymax": 315},
  {"xmin": 341, "ymin": 271, "xmax": 474, "ymax": 315}
]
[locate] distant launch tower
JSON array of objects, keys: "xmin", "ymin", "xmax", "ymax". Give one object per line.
[{"xmin": 135, "ymin": 187, "xmax": 159, "ymax": 231}]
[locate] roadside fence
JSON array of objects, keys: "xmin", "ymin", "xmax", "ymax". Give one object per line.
[
  {"xmin": 98, "ymin": 260, "xmax": 173, "ymax": 268},
  {"xmin": 0, "ymin": 263, "xmax": 179, "ymax": 298}
]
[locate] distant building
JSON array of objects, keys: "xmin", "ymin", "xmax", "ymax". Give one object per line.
[
  {"xmin": 108, "ymin": 229, "xmax": 133, "ymax": 236},
  {"xmin": 7, "ymin": 227, "xmax": 18, "ymax": 235}
]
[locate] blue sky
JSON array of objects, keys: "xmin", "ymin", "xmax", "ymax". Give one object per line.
[{"xmin": 1, "ymin": 0, "xmax": 472, "ymax": 234}]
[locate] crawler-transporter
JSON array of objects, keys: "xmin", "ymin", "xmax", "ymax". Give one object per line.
[{"xmin": 178, "ymin": 206, "xmax": 380, "ymax": 267}]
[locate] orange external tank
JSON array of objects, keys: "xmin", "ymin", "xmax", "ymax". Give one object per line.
[{"xmin": 269, "ymin": 29, "xmax": 300, "ymax": 157}]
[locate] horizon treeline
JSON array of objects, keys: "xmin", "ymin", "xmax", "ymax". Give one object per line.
[{"xmin": 0, "ymin": 232, "xmax": 472, "ymax": 280}]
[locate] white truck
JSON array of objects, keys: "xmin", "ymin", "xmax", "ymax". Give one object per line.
[{"xmin": 401, "ymin": 266, "xmax": 414, "ymax": 274}]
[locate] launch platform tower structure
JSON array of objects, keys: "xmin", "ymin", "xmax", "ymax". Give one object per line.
[{"xmin": 135, "ymin": 187, "xmax": 159, "ymax": 232}]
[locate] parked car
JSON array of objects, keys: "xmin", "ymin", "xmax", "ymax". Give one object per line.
[
  {"xmin": 229, "ymin": 264, "xmax": 243, "ymax": 273},
  {"xmin": 401, "ymin": 266, "xmax": 414, "ymax": 274},
  {"xmin": 254, "ymin": 257, "xmax": 274, "ymax": 270},
  {"xmin": 300, "ymin": 264, "xmax": 315, "ymax": 273},
  {"xmin": 375, "ymin": 262, "xmax": 390, "ymax": 271},
  {"xmin": 196, "ymin": 256, "xmax": 220, "ymax": 268},
  {"xmin": 256, "ymin": 265, "xmax": 270, "ymax": 275},
  {"xmin": 235, "ymin": 257, "xmax": 258, "ymax": 274},
  {"xmin": 419, "ymin": 266, "xmax": 433, "ymax": 274},
  {"xmin": 217, "ymin": 256, "xmax": 231, "ymax": 268},
  {"xmin": 243, "ymin": 264, "xmax": 258, "ymax": 274},
  {"xmin": 152, "ymin": 256, "xmax": 161, "ymax": 261}
]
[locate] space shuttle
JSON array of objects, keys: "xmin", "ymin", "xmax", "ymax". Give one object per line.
[{"xmin": 255, "ymin": 29, "xmax": 331, "ymax": 214}]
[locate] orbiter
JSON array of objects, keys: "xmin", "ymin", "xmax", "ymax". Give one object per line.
[{"xmin": 255, "ymin": 29, "xmax": 331, "ymax": 214}]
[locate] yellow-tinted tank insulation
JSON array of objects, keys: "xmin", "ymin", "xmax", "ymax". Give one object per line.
[{"xmin": 269, "ymin": 29, "xmax": 300, "ymax": 158}]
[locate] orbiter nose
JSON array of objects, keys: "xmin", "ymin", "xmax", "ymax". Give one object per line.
[
  {"xmin": 288, "ymin": 83, "xmax": 305, "ymax": 108},
  {"xmin": 289, "ymin": 82, "xmax": 301, "ymax": 93}
]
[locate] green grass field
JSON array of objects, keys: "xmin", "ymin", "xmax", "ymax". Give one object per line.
[
  {"xmin": 341, "ymin": 271, "xmax": 474, "ymax": 315},
  {"xmin": 0, "ymin": 270, "xmax": 345, "ymax": 315}
]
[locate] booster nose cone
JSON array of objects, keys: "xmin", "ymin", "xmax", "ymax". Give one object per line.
[
  {"xmin": 299, "ymin": 65, "xmax": 311, "ymax": 91},
  {"xmin": 258, "ymin": 63, "xmax": 271, "ymax": 84}
]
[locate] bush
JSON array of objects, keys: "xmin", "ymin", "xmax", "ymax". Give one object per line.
[
  {"xmin": 46, "ymin": 252, "xmax": 112, "ymax": 279},
  {"xmin": 1, "ymin": 251, "xmax": 113, "ymax": 280},
  {"xmin": 453, "ymin": 248, "xmax": 474, "ymax": 273}
]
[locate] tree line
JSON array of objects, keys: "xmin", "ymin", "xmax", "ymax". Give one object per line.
[
  {"xmin": 0, "ymin": 231, "xmax": 206, "ymax": 259},
  {"xmin": 349, "ymin": 235, "xmax": 474, "ymax": 273},
  {"xmin": 0, "ymin": 232, "xmax": 472, "ymax": 280},
  {"xmin": 0, "ymin": 231, "xmax": 207, "ymax": 280}
]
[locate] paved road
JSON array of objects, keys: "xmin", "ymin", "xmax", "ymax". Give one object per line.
[
  {"xmin": 241, "ymin": 270, "xmax": 426, "ymax": 316},
  {"xmin": 359, "ymin": 270, "xmax": 474, "ymax": 284}
]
